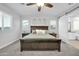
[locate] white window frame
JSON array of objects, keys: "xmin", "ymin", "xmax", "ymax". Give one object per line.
[
  {"xmin": 68, "ymin": 16, "xmax": 79, "ymax": 32},
  {"xmin": 22, "ymin": 20, "xmax": 29, "ymax": 33},
  {"xmin": 3, "ymin": 13, "xmax": 12, "ymax": 31},
  {"xmin": 72, "ymin": 17, "xmax": 79, "ymax": 32},
  {"xmin": 0, "ymin": 11, "xmax": 13, "ymax": 31},
  {"xmin": 0, "ymin": 11, "xmax": 2, "ymax": 31}
]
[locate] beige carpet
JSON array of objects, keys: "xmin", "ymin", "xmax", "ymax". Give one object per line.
[
  {"xmin": 64, "ymin": 40, "xmax": 79, "ymax": 49},
  {"xmin": 0, "ymin": 40, "xmax": 79, "ymax": 56}
]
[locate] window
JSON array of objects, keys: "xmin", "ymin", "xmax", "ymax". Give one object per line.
[
  {"xmin": 50, "ymin": 20, "xmax": 56, "ymax": 29},
  {"xmin": 22, "ymin": 20, "xmax": 29, "ymax": 26},
  {"xmin": 22, "ymin": 20, "xmax": 29, "ymax": 29},
  {"xmin": 0, "ymin": 12, "xmax": 2, "ymax": 30},
  {"xmin": 0, "ymin": 11, "xmax": 12, "ymax": 31},
  {"xmin": 3, "ymin": 13, "xmax": 12, "ymax": 31},
  {"xmin": 72, "ymin": 17, "xmax": 79, "ymax": 32},
  {"xmin": 22, "ymin": 20, "xmax": 29, "ymax": 33}
]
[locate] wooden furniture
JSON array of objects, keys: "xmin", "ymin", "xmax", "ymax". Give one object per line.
[
  {"xmin": 20, "ymin": 39, "xmax": 61, "ymax": 52},
  {"xmin": 22, "ymin": 33, "xmax": 30, "ymax": 37},
  {"xmin": 31, "ymin": 26, "xmax": 57, "ymax": 37},
  {"xmin": 49, "ymin": 33, "xmax": 57, "ymax": 37},
  {"xmin": 31, "ymin": 26, "xmax": 48, "ymax": 33},
  {"xmin": 20, "ymin": 26, "xmax": 61, "ymax": 52}
]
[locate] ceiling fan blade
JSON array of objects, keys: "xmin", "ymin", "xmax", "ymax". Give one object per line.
[
  {"xmin": 44, "ymin": 3, "xmax": 53, "ymax": 8},
  {"xmin": 38, "ymin": 6, "xmax": 41, "ymax": 12},
  {"xmin": 26, "ymin": 3, "xmax": 36, "ymax": 6}
]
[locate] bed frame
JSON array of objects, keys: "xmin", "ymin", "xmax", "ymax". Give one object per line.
[
  {"xmin": 20, "ymin": 26, "xmax": 61, "ymax": 52},
  {"xmin": 31, "ymin": 26, "xmax": 48, "ymax": 33}
]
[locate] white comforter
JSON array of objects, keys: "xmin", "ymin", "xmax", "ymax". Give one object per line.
[{"xmin": 23, "ymin": 34, "xmax": 55, "ymax": 40}]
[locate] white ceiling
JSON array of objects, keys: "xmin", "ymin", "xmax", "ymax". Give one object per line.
[{"xmin": 5, "ymin": 3, "xmax": 78, "ymax": 17}]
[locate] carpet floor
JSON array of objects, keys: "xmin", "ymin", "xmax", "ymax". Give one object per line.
[{"xmin": 0, "ymin": 40, "xmax": 79, "ymax": 56}]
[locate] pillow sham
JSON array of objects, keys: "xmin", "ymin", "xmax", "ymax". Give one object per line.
[{"xmin": 36, "ymin": 29, "xmax": 48, "ymax": 34}]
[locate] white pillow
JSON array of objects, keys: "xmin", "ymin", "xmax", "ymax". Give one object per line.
[
  {"xmin": 36, "ymin": 30, "xmax": 47, "ymax": 34},
  {"xmin": 36, "ymin": 30, "xmax": 41, "ymax": 34},
  {"xmin": 32, "ymin": 30, "xmax": 36, "ymax": 34}
]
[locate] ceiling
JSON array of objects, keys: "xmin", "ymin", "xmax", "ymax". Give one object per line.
[{"xmin": 4, "ymin": 3, "xmax": 79, "ymax": 17}]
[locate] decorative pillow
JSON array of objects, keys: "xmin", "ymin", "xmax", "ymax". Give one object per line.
[
  {"xmin": 36, "ymin": 29, "xmax": 48, "ymax": 34},
  {"xmin": 32, "ymin": 30, "xmax": 36, "ymax": 34},
  {"xmin": 36, "ymin": 30, "xmax": 41, "ymax": 34}
]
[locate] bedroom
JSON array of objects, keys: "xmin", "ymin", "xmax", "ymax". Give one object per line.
[{"xmin": 0, "ymin": 3, "xmax": 79, "ymax": 56}]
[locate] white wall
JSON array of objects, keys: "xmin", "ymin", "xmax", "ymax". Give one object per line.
[
  {"xmin": 59, "ymin": 8, "xmax": 79, "ymax": 41},
  {"xmin": 22, "ymin": 16, "xmax": 58, "ymax": 33},
  {"xmin": 0, "ymin": 4, "xmax": 21, "ymax": 49},
  {"xmin": 59, "ymin": 15, "xmax": 68, "ymax": 40}
]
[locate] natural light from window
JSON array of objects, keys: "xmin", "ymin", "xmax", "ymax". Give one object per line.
[
  {"xmin": 72, "ymin": 17, "xmax": 79, "ymax": 32},
  {"xmin": 3, "ymin": 13, "xmax": 12, "ymax": 28},
  {"xmin": 0, "ymin": 11, "xmax": 12, "ymax": 31},
  {"xmin": 0, "ymin": 12, "xmax": 2, "ymax": 30},
  {"xmin": 22, "ymin": 20, "xmax": 29, "ymax": 33}
]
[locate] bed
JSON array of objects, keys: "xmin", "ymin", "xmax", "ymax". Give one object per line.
[{"xmin": 20, "ymin": 26, "xmax": 61, "ymax": 52}]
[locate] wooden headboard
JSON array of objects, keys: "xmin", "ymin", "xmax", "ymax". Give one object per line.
[
  {"xmin": 31, "ymin": 26, "xmax": 48, "ymax": 33},
  {"xmin": 31, "ymin": 26, "xmax": 57, "ymax": 37}
]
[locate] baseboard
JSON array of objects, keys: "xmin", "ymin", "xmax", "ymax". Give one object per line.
[{"xmin": 0, "ymin": 39, "xmax": 19, "ymax": 49}]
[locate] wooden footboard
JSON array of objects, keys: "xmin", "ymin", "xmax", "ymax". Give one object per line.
[{"xmin": 20, "ymin": 39, "xmax": 61, "ymax": 52}]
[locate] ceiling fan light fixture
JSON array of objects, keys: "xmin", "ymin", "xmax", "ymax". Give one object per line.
[
  {"xmin": 22, "ymin": 3, "xmax": 53, "ymax": 12},
  {"xmin": 37, "ymin": 3, "xmax": 44, "ymax": 6}
]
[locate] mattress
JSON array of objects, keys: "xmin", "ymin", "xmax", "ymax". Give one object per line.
[{"xmin": 22, "ymin": 33, "xmax": 56, "ymax": 40}]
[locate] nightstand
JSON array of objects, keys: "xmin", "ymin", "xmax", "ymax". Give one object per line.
[{"xmin": 22, "ymin": 33, "xmax": 30, "ymax": 37}]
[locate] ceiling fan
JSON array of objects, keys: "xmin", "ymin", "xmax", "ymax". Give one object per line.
[{"xmin": 21, "ymin": 3, "xmax": 53, "ymax": 12}]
